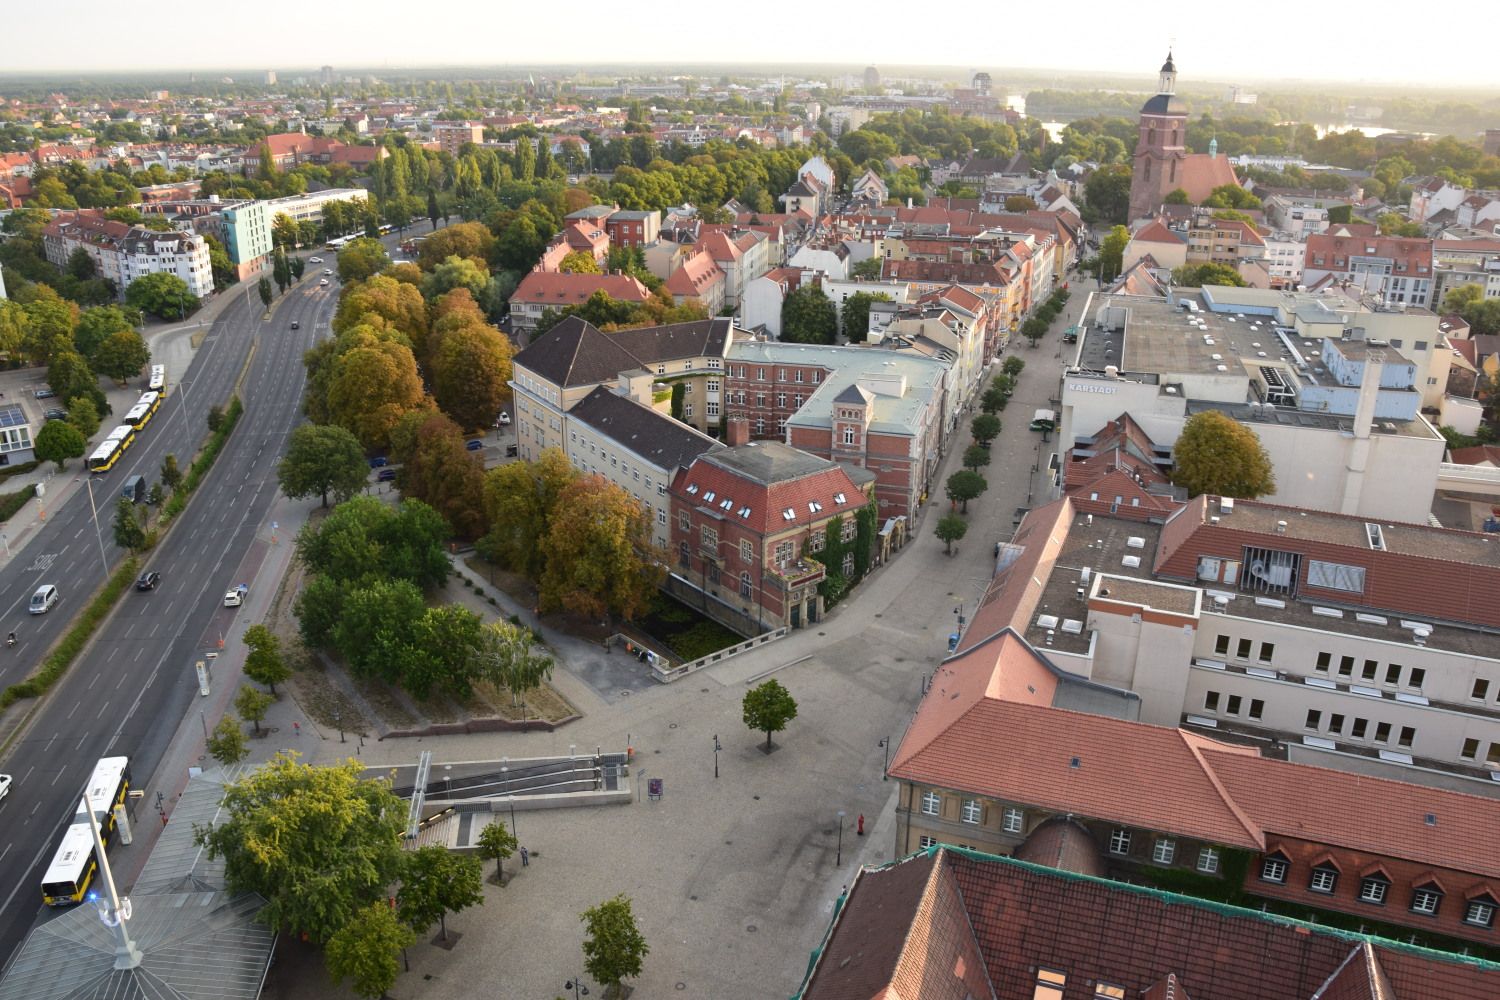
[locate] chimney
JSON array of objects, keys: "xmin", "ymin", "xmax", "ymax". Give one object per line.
[{"xmin": 725, "ymin": 414, "xmax": 750, "ymax": 447}]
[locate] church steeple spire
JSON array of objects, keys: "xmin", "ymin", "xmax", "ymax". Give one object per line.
[{"xmin": 1158, "ymin": 51, "xmax": 1177, "ymax": 96}]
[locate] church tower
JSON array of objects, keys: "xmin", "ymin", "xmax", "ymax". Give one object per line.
[{"xmin": 1128, "ymin": 51, "xmax": 1189, "ymax": 223}]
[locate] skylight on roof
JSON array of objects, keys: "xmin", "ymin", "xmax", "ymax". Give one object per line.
[
  {"xmin": 783, "ymin": 508, "xmax": 796, "ymax": 520},
  {"xmin": 738, "ymin": 506, "xmax": 751, "ymax": 518},
  {"xmin": 720, "ymin": 499, "xmax": 733, "ymax": 510},
  {"xmin": 686, "ymin": 484, "xmax": 699, "ymax": 494},
  {"xmin": 703, "ymin": 491, "xmax": 715, "ymax": 503},
  {"xmin": 834, "ymin": 492, "xmax": 846, "ymax": 504},
  {"xmin": 808, "ymin": 501, "xmax": 822, "ymax": 514}
]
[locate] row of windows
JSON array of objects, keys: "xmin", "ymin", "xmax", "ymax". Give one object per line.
[
  {"xmin": 1304, "ymin": 709, "xmax": 1415, "ymax": 747},
  {"xmin": 1260, "ymin": 858, "xmax": 1496, "ymax": 927},
  {"xmin": 1312, "ymin": 650, "xmax": 1426, "ymax": 691},
  {"xmin": 919, "ymin": 791, "xmax": 1026, "ymax": 833},
  {"xmin": 731, "ymin": 392, "xmax": 807, "ymax": 409},
  {"xmin": 1459, "ymin": 738, "xmax": 1500, "ymax": 765},
  {"xmin": 1108, "ymin": 829, "xmax": 1219, "ymax": 873},
  {"xmin": 728, "ymin": 365, "xmax": 824, "ymax": 383},
  {"xmin": 1202, "ymin": 691, "xmax": 1264, "ymax": 721}
]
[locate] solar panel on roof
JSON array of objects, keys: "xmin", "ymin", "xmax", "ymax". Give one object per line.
[{"xmin": 0, "ymin": 405, "xmax": 27, "ymax": 428}]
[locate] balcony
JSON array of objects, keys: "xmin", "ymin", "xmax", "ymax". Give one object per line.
[{"xmin": 768, "ymin": 555, "xmax": 825, "ymax": 590}]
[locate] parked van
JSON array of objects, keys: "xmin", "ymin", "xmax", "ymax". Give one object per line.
[
  {"xmin": 121, "ymin": 475, "xmax": 146, "ymax": 504},
  {"xmin": 30, "ymin": 585, "xmax": 59, "ymax": 614}
]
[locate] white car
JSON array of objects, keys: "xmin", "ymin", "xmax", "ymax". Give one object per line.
[
  {"xmin": 319, "ymin": 279, "xmax": 330, "ymax": 287},
  {"xmin": 308, "ymin": 256, "xmax": 323, "ymax": 264},
  {"xmin": 224, "ymin": 584, "xmax": 248, "ymax": 608},
  {"xmin": 497, "ymin": 411, "xmax": 512, "ymax": 426},
  {"xmin": 0, "ymin": 773, "xmax": 11, "ymax": 801},
  {"xmin": 323, "ymin": 268, "xmax": 333, "ymax": 275}
]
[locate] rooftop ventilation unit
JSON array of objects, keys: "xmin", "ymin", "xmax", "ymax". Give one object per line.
[
  {"xmin": 1061, "ymin": 619, "xmax": 1084, "ymax": 634},
  {"xmin": 1254, "ymin": 596, "xmax": 1286, "ymax": 609},
  {"xmin": 1365, "ymin": 522, "xmax": 1386, "ymax": 550},
  {"xmin": 1311, "ymin": 606, "xmax": 1344, "ymax": 618},
  {"xmin": 1036, "ymin": 614, "xmax": 1060, "ymax": 629},
  {"xmin": 1122, "ymin": 555, "xmax": 1141, "ymax": 568},
  {"xmin": 1126, "ymin": 536, "xmax": 1146, "ymax": 549}
]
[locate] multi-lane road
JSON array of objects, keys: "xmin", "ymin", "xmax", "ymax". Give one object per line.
[{"xmin": 0, "ymin": 274, "xmax": 339, "ymax": 963}]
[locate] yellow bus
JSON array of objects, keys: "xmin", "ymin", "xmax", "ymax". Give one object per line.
[
  {"xmin": 87, "ymin": 424, "xmax": 137, "ymax": 473},
  {"xmin": 148, "ymin": 364, "xmax": 166, "ymax": 394},
  {"xmin": 123, "ymin": 391, "xmax": 161, "ymax": 431},
  {"xmin": 41, "ymin": 756, "xmax": 131, "ymax": 906}
]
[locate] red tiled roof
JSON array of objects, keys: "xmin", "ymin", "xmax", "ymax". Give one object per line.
[
  {"xmin": 671, "ymin": 442, "xmax": 869, "ymax": 537},
  {"xmin": 512, "ymin": 271, "xmax": 651, "ymax": 306},
  {"xmin": 1133, "ymin": 219, "xmax": 1186, "ymax": 245},
  {"xmin": 1306, "ymin": 232, "xmax": 1433, "ymax": 272},
  {"xmin": 663, "ymin": 249, "xmax": 724, "ymax": 298}
]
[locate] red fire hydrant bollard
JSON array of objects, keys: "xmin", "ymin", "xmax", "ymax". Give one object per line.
[{"xmin": 857, "ymin": 814, "xmax": 865, "ymax": 837}]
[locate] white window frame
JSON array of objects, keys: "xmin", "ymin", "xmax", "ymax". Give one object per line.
[
  {"xmin": 1108, "ymin": 828, "xmax": 1131, "ymax": 855},
  {"xmin": 1261, "ymin": 857, "xmax": 1288, "ymax": 883},
  {"xmin": 960, "ymin": 799, "xmax": 981, "ymax": 825},
  {"xmin": 1001, "ymin": 807, "xmax": 1024, "ymax": 834},
  {"xmin": 1359, "ymin": 878, "xmax": 1388, "ymax": 905},
  {"xmin": 1310, "ymin": 867, "xmax": 1338, "ymax": 894},
  {"xmin": 920, "ymin": 791, "xmax": 940, "ymax": 816},
  {"xmin": 1465, "ymin": 900, "xmax": 1495, "ymax": 927},
  {"xmin": 1152, "ymin": 839, "xmax": 1176, "ymax": 865},
  {"xmin": 1196, "ymin": 846, "xmax": 1220, "ymax": 874},
  {"xmin": 1411, "ymin": 888, "xmax": 1442, "ymax": 915}
]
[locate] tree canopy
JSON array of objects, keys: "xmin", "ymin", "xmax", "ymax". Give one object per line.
[
  {"xmin": 336, "ymin": 237, "xmax": 390, "ymax": 283},
  {"xmin": 781, "ymin": 284, "xmax": 839, "ymax": 344},
  {"xmin": 1171, "ymin": 410, "xmax": 1276, "ymax": 498},
  {"xmin": 581, "ymin": 895, "xmax": 650, "ymax": 993},
  {"xmin": 278, "ymin": 423, "xmax": 369, "ymax": 508},
  {"xmin": 743, "ymin": 679, "xmax": 798, "ymax": 752},
  {"xmin": 196, "ymin": 754, "xmax": 408, "ymax": 945}
]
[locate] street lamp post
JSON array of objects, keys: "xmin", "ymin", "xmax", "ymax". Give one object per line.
[
  {"xmin": 878, "ymin": 738, "xmax": 890, "ymax": 781},
  {"xmin": 564, "ymin": 978, "xmax": 590, "ymax": 999},
  {"xmin": 333, "ymin": 710, "xmax": 344, "ymax": 743},
  {"xmin": 713, "ymin": 734, "xmax": 721, "ymax": 779},
  {"xmin": 82, "ymin": 477, "xmax": 110, "ymax": 579},
  {"xmin": 836, "ymin": 810, "xmax": 847, "ymax": 866}
]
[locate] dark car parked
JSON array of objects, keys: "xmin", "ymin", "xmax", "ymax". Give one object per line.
[
  {"xmin": 377, "ymin": 468, "xmax": 397, "ymax": 482},
  {"xmin": 369, "ymin": 456, "xmax": 388, "ymax": 468},
  {"xmin": 135, "ymin": 571, "xmax": 160, "ymax": 591}
]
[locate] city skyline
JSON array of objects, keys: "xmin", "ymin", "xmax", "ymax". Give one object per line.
[{"xmin": 5, "ymin": 0, "xmax": 1499, "ymax": 88}]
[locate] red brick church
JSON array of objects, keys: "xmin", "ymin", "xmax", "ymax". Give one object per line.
[{"xmin": 1127, "ymin": 52, "xmax": 1240, "ymax": 222}]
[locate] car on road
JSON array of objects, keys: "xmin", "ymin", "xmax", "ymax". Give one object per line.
[
  {"xmin": 376, "ymin": 468, "xmax": 396, "ymax": 482},
  {"xmin": 319, "ymin": 279, "xmax": 329, "ymax": 287},
  {"xmin": 0, "ymin": 773, "xmax": 10, "ymax": 801},
  {"xmin": 224, "ymin": 584, "xmax": 248, "ymax": 608},
  {"xmin": 369, "ymin": 456, "xmax": 388, "ymax": 468},
  {"xmin": 33, "ymin": 387, "xmax": 56, "ymax": 399},
  {"xmin": 465, "ymin": 439, "xmax": 483, "ymax": 451},
  {"xmin": 29, "ymin": 584, "xmax": 59, "ymax": 614},
  {"xmin": 322, "ymin": 268, "xmax": 333, "ymax": 276},
  {"xmin": 43, "ymin": 408, "xmax": 66, "ymax": 421},
  {"xmin": 496, "ymin": 411, "xmax": 512, "ymax": 426},
  {"xmin": 135, "ymin": 571, "xmax": 160, "ymax": 591},
  {"xmin": 308, "ymin": 256, "xmax": 323, "ymax": 264},
  {"xmin": 290, "ymin": 320, "xmax": 300, "ymax": 330}
]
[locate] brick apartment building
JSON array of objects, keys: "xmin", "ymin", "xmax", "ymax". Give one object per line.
[
  {"xmin": 669, "ymin": 438, "xmax": 875, "ymax": 633},
  {"xmin": 723, "ymin": 340, "xmax": 948, "ymax": 518}
]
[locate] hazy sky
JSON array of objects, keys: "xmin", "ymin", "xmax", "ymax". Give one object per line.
[{"xmin": 6, "ymin": 0, "xmax": 1495, "ymax": 88}]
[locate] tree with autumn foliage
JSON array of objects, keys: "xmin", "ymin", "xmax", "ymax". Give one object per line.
[
  {"xmin": 428, "ymin": 313, "xmax": 513, "ymax": 431},
  {"xmin": 399, "ymin": 412, "xmax": 488, "ymax": 540},
  {"xmin": 333, "ymin": 274, "xmax": 428, "ymax": 344},
  {"xmin": 538, "ymin": 475, "xmax": 663, "ymax": 621},
  {"xmin": 326, "ymin": 336, "xmax": 428, "ymax": 451},
  {"xmin": 480, "ymin": 449, "xmax": 579, "ymax": 580}
]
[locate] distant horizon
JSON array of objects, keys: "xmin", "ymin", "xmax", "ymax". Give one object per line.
[{"xmin": 5, "ymin": 0, "xmax": 1500, "ymax": 89}]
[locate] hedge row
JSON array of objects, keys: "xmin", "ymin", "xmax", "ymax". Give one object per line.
[
  {"xmin": 162, "ymin": 395, "xmax": 243, "ymax": 523},
  {"xmin": 0, "ymin": 460, "xmax": 40, "ymax": 483},
  {"xmin": 0, "ymin": 486, "xmax": 33, "ymax": 523},
  {"xmin": 0, "ymin": 556, "xmax": 139, "ymax": 711}
]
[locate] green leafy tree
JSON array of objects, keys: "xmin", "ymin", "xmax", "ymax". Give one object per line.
[
  {"xmin": 1098, "ymin": 224, "xmax": 1129, "ymax": 283},
  {"xmin": 113, "ymin": 495, "xmax": 146, "ymax": 551},
  {"xmin": 429, "ymin": 320, "xmax": 514, "ymax": 434},
  {"xmin": 1163, "ymin": 188, "xmax": 1192, "ymax": 205},
  {"xmin": 1171, "ymin": 263, "xmax": 1248, "ymax": 288},
  {"xmin": 474, "ymin": 620, "xmax": 554, "ymax": 708},
  {"xmin": 297, "ymin": 495, "xmax": 451, "ymax": 590},
  {"xmin": 945, "ymin": 470, "xmax": 987, "ymax": 513},
  {"xmin": 397, "ymin": 846, "xmax": 484, "ymax": 943},
  {"xmin": 74, "ymin": 305, "xmax": 135, "ymax": 360},
  {"xmin": 271, "ymin": 212, "xmax": 299, "ymax": 250},
  {"xmin": 272, "ymin": 248, "xmax": 290, "ymax": 294},
  {"xmin": 125, "ymin": 272, "xmax": 194, "ymax": 319},
  {"xmin": 743, "ymin": 678, "xmax": 798, "ymax": 752},
  {"xmin": 475, "ymin": 820, "xmax": 517, "ymax": 880},
  {"xmin": 850, "ymin": 257, "xmax": 883, "ymax": 279},
  {"xmin": 278, "ymin": 423, "xmax": 368, "ymax": 508},
  {"xmin": 205, "ymin": 715, "xmax": 249, "ymax": 766},
  {"xmin": 980, "ymin": 383, "xmax": 1009, "ymax": 414},
  {"xmin": 935, "ymin": 513, "xmax": 968, "ymax": 555},
  {"xmin": 257, "ymin": 277, "xmax": 272, "ymax": 310},
  {"xmin": 92, "ymin": 329, "xmax": 150, "ymax": 384},
  {"xmin": 1002, "ymin": 356, "xmax": 1025, "ymax": 377},
  {"xmin": 289, "ymin": 256, "xmax": 306, "ymax": 280},
  {"xmin": 325, "ymin": 902, "xmax": 416, "ymax": 1000},
  {"xmin": 160, "ymin": 452, "xmax": 183, "ymax": 491},
  {"xmin": 48, "ymin": 350, "xmax": 101, "ymax": 410},
  {"xmin": 67, "ymin": 395, "xmax": 101, "ymax": 438},
  {"xmin": 558, "ymin": 250, "xmax": 601, "ymax": 274},
  {"xmin": 1171, "ymin": 409, "xmax": 1276, "ymax": 498},
  {"xmin": 197, "ymin": 755, "xmax": 407, "ymax": 944},
  {"xmin": 1084, "ymin": 164, "xmax": 1132, "ymax": 224},
  {"xmin": 781, "ymin": 284, "xmax": 839, "ymax": 344},
  {"xmin": 839, "ymin": 291, "xmax": 890, "ymax": 343},
  {"xmin": 33, "ymin": 419, "xmax": 86, "ymax": 471},
  {"xmin": 243, "ymin": 623, "xmax": 291, "ymax": 696},
  {"xmin": 962, "ymin": 444, "xmax": 992, "ymax": 472},
  {"xmin": 234, "ymin": 685, "xmax": 273, "ymax": 735},
  {"xmin": 338, "ymin": 237, "xmax": 391, "ymax": 283},
  {"xmin": 581, "ymin": 895, "xmax": 650, "ymax": 995},
  {"xmin": 399, "ymin": 413, "xmax": 488, "ymax": 541},
  {"xmin": 971, "ymin": 413, "xmax": 1001, "ymax": 445},
  {"xmin": 67, "ymin": 246, "xmax": 98, "ymax": 280}
]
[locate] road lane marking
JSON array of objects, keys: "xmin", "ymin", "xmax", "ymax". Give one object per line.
[
  {"xmin": 134, "ymin": 648, "xmax": 144, "ymax": 661},
  {"xmin": 87, "ymin": 672, "xmax": 98, "ymax": 689},
  {"xmin": 50, "ymin": 770, "xmax": 62, "ymax": 786},
  {"xmin": 65, "ymin": 702, "xmax": 78, "ymax": 720},
  {"xmin": 96, "ymin": 702, "xmax": 109, "ymax": 719}
]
